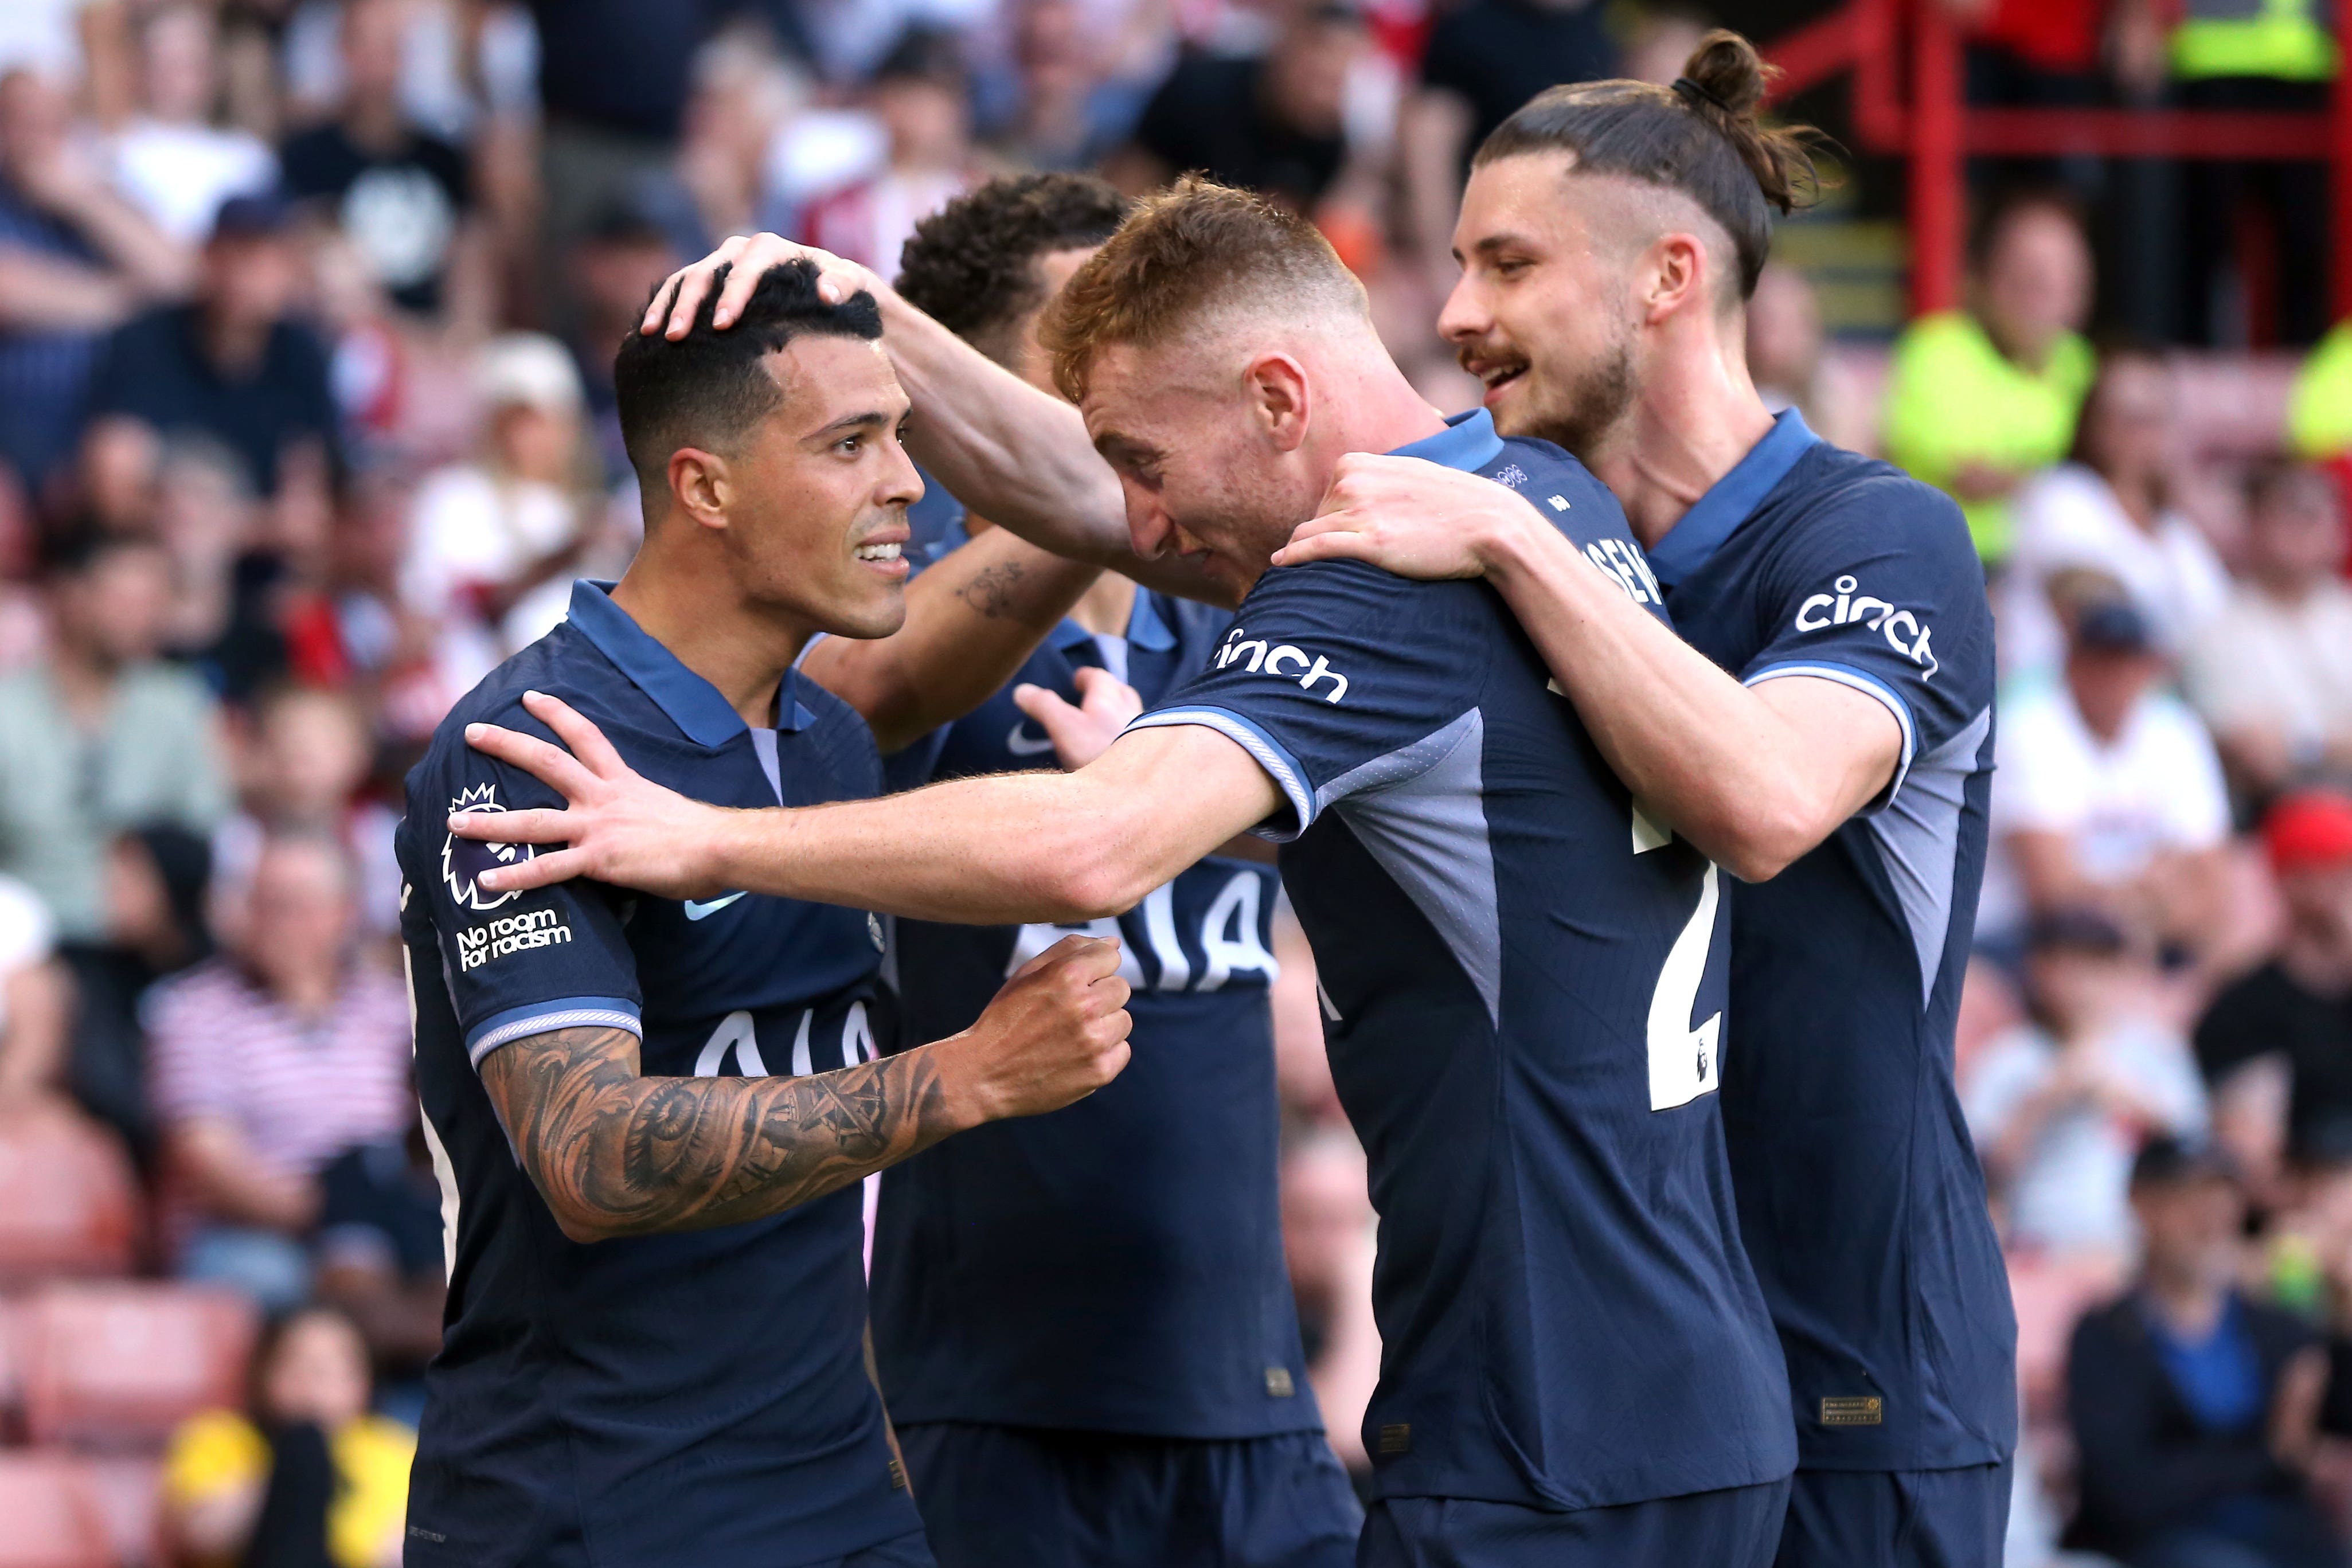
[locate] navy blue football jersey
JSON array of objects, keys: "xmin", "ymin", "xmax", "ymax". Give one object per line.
[
  {"xmin": 1644, "ymin": 409, "xmax": 2015, "ymax": 1472},
  {"xmin": 1131, "ymin": 412, "xmax": 1794, "ymax": 1511},
  {"xmin": 866, "ymin": 511, "xmax": 1312, "ymax": 1438},
  {"xmin": 393, "ymin": 581, "xmax": 921, "ymax": 1566}
]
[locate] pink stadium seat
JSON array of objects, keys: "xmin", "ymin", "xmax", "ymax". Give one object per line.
[
  {"xmin": 0, "ymin": 1106, "xmax": 140, "ymax": 1285},
  {"xmin": 19, "ymin": 1282, "xmax": 257, "ymax": 1450},
  {"xmin": 0, "ymin": 1452, "xmax": 114, "ymax": 1568},
  {"xmin": 75, "ymin": 1455, "xmax": 166, "ymax": 1568}
]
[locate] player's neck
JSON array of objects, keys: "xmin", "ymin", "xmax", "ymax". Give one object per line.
[
  {"xmin": 1330, "ymin": 357, "xmax": 1449, "ymax": 459},
  {"xmin": 608, "ymin": 557, "xmax": 808, "ymax": 730},
  {"xmin": 1588, "ymin": 328, "xmax": 1777, "ymax": 554}
]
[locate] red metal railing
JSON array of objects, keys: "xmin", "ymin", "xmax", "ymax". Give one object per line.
[{"xmin": 1761, "ymin": 0, "xmax": 2352, "ymax": 319}]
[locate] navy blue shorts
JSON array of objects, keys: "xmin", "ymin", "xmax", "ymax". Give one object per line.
[
  {"xmin": 1773, "ymin": 1463, "xmax": 2011, "ymax": 1568},
  {"xmin": 837, "ymin": 1529, "xmax": 937, "ymax": 1568},
  {"xmin": 895, "ymin": 1422, "xmax": 1360, "ymax": 1568},
  {"xmin": 1358, "ymin": 1480, "xmax": 1790, "ymax": 1568}
]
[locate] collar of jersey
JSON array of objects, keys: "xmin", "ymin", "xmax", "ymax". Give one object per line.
[
  {"xmin": 1389, "ymin": 407, "xmax": 1506, "ymax": 472},
  {"xmin": 1046, "ymin": 586, "xmax": 1178, "ymax": 655},
  {"xmin": 565, "ymin": 578, "xmax": 815, "ymax": 744},
  {"xmin": 1645, "ymin": 407, "xmax": 1821, "ymax": 588}
]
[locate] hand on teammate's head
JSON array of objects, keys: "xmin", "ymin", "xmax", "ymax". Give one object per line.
[{"xmin": 642, "ymin": 233, "xmax": 882, "ymax": 341}]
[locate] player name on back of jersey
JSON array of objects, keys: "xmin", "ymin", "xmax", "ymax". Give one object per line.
[{"xmin": 455, "ymin": 908, "xmax": 574, "ymax": 971}]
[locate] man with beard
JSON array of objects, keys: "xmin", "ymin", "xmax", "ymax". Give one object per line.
[
  {"xmin": 450, "ymin": 177, "xmax": 1797, "ymax": 1567},
  {"xmin": 630, "ymin": 33, "xmax": 2011, "ymax": 1566}
]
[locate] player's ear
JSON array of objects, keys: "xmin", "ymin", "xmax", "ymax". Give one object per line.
[
  {"xmin": 1640, "ymin": 232, "xmax": 1709, "ymax": 326},
  {"xmin": 1243, "ymin": 351, "xmax": 1313, "ymax": 453},
  {"xmin": 667, "ymin": 447, "xmax": 732, "ymax": 533}
]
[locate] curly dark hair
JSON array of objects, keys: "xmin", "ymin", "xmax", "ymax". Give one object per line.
[{"xmin": 893, "ymin": 173, "xmax": 1130, "ymax": 364}]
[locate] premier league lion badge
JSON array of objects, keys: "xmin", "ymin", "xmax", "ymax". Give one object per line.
[{"xmin": 443, "ymin": 783, "xmax": 535, "ymax": 912}]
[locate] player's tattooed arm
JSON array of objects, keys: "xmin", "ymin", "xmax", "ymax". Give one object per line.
[{"xmin": 477, "ymin": 936, "xmax": 1134, "ymax": 1244}]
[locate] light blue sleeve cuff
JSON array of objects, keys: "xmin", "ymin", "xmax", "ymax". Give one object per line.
[
  {"xmin": 1744, "ymin": 660, "xmax": 1919, "ymax": 808},
  {"xmin": 1122, "ymin": 705, "xmax": 1317, "ymax": 842},
  {"xmin": 466, "ymin": 996, "xmax": 642, "ymax": 1069}
]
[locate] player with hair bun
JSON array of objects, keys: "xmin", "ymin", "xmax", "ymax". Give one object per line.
[{"xmin": 1280, "ymin": 30, "xmax": 2015, "ymax": 1568}]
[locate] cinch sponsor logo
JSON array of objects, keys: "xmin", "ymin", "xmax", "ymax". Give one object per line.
[
  {"xmin": 456, "ymin": 908, "xmax": 573, "ymax": 971},
  {"xmin": 1793, "ymin": 573, "xmax": 1941, "ymax": 679},
  {"xmin": 1214, "ymin": 627, "xmax": 1349, "ymax": 703}
]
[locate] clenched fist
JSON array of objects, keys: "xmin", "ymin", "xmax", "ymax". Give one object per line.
[{"xmin": 935, "ymin": 934, "xmax": 1134, "ymax": 1122}]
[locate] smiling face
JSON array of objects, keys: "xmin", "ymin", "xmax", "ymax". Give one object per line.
[
  {"xmin": 1079, "ymin": 338, "xmax": 1322, "ymax": 607},
  {"xmin": 700, "ymin": 333, "xmax": 923, "ymax": 639},
  {"xmin": 1440, "ymin": 153, "xmax": 1643, "ymax": 460}
]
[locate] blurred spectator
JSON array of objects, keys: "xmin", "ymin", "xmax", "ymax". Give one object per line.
[
  {"xmin": 0, "ymin": 65, "xmax": 193, "ymax": 506},
  {"xmin": 81, "ymin": 193, "xmax": 338, "ymax": 514},
  {"xmin": 149, "ymin": 829, "xmax": 415, "ymax": 1312},
  {"xmin": 58, "ymin": 823, "xmax": 212, "ymax": 1165},
  {"xmin": 2196, "ymin": 794, "xmax": 2352, "ymax": 1159},
  {"xmin": 1966, "ymin": 908, "xmax": 2208, "ymax": 1261},
  {"xmin": 800, "ymin": 29, "xmax": 983, "ymax": 279},
  {"xmin": 2183, "ymin": 463, "xmax": 2352, "ymax": 801},
  {"xmin": 398, "ymin": 331, "xmax": 586, "ymax": 682},
  {"xmin": 2002, "ymin": 349, "xmax": 2230, "ymax": 679},
  {"xmin": 2169, "ymin": 0, "xmax": 2332, "ymax": 349},
  {"xmin": 162, "ymin": 1305, "xmax": 414, "ymax": 1568},
  {"xmin": 1280, "ymin": 1128, "xmax": 1379, "ymax": 1482},
  {"xmin": 107, "ymin": 2, "xmax": 276, "ymax": 245},
  {"xmin": 0, "ymin": 869, "xmax": 66, "ymax": 1102},
  {"xmin": 1745, "ymin": 263, "xmax": 1872, "ymax": 456},
  {"xmin": 1988, "ymin": 599, "xmax": 2233, "ymax": 963},
  {"xmin": 314, "ymin": 1132, "xmax": 448, "ymax": 1405},
  {"xmin": 1884, "ymin": 191, "xmax": 2096, "ymax": 565},
  {"xmin": 564, "ymin": 210, "xmax": 679, "ymax": 484},
  {"xmin": 2064, "ymin": 1137, "xmax": 2339, "ymax": 1568},
  {"xmin": 279, "ymin": 0, "xmax": 493, "ymax": 337},
  {"xmin": 990, "ymin": 0, "xmax": 1154, "ymax": 172},
  {"xmin": 2285, "ymin": 315, "xmax": 2352, "ymax": 464},
  {"xmin": 1111, "ymin": 3, "xmax": 1365, "ymax": 212},
  {"xmin": 530, "ymin": 0, "xmax": 730, "ymax": 324},
  {"xmin": 0, "ymin": 533, "xmax": 229, "ymax": 940},
  {"xmin": 1401, "ymin": 0, "xmax": 1613, "ymax": 276},
  {"xmin": 281, "ymin": 0, "xmax": 543, "ymax": 146},
  {"xmin": 212, "ymin": 683, "xmax": 401, "ymax": 943}
]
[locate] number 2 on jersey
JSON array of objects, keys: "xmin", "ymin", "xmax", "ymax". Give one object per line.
[{"xmin": 1633, "ymin": 801, "xmax": 1722, "ymax": 1110}]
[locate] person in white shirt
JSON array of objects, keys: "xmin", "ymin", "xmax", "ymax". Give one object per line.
[
  {"xmin": 0, "ymin": 872, "xmax": 65, "ymax": 1102},
  {"xmin": 107, "ymin": 3, "xmax": 275, "ymax": 245},
  {"xmin": 2001, "ymin": 349, "xmax": 2230, "ymax": 680},
  {"xmin": 1966, "ymin": 908, "xmax": 2209, "ymax": 1262},
  {"xmin": 398, "ymin": 331, "xmax": 587, "ymax": 687},
  {"xmin": 1988, "ymin": 599, "xmax": 2234, "ymax": 965},
  {"xmin": 2183, "ymin": 461, "xmax": 2352, "ymax": 801}
]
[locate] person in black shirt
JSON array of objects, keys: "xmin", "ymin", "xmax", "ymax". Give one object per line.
[
  {"xmin": 2198, "ymin": 792, "xmax": 2352, "ymax": 1151},
  {"xmin": 2065, "ymin": 1137, "xmax": 2339, "ymax": 1568},
  {"xmin": 82, "ymin": 194, "xmax": 338, "ymax": 507},
  {"xmin": 1111, "ymin": 3, "xmax": 1366, "ymax": 211},
  {"xmin": 279, "ymin": 0, "xmax": 489, "ymax": 329},
  {"xmin": 1402, "ymin": 0, "xmax": 1616, "ymax": 275}
]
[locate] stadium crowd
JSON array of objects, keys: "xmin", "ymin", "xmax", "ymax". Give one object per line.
[{"xmin": 0, "ymin": 0, "xmax": 2347, "ymax": 1565}]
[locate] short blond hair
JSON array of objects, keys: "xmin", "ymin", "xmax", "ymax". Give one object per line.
[{"xmin": 1040, "ymin": 175, "xmax": 1367, "ymax": 402}]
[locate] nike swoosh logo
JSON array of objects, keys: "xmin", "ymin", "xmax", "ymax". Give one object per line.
[
  {"xmin": 683, "ymin": 892, "xmax": 748, "ymax": 921},
  {"xmin": 1005, "ymin": 723, "xmax": 1057, "ymax": 757}
]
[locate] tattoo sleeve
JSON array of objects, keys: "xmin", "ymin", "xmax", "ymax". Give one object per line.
[{"xmin": 479, "ymin": 1025, "xmax": 963, "ymax": 1241}]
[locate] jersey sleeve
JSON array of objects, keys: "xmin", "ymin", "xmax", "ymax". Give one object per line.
[
  {"xmin": 1738, "ymin": 472, "xmax": 1995, "ymax": 808},
  {"xmin": 407, "ymin": 710, "xmax": 642, "ymax": 1069},
  {"xmin": 1122, "ymin": 562, "xmax": 1487, "ymax": 841}
]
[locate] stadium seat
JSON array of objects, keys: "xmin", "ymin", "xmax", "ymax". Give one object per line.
[
  {"xmin": 19, "ymin": 1282, "xmax": 257, "ymax": 1450},
  {"xmin": 0, "ymin": 1452, "xmax": 114, "ymax": 1568},
  {"xmin": 75, "ymin": 1455, "xmax": 166, "ymax": 1568},
  {"xmin": 0, "ymin": 1105, "xmax": 140, "ymax": 1285}
]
